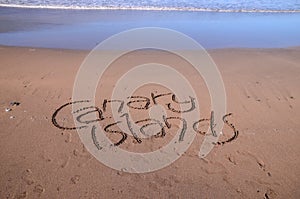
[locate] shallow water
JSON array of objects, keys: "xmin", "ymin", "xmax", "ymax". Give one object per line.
[{"xmin": 0, "ymin": 8, "xmax": 300, "ymax": 49}]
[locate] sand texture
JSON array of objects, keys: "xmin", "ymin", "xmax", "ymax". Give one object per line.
[{"xmin": 0, "ymin": 46, "xmax": 299, "ymax": 198}]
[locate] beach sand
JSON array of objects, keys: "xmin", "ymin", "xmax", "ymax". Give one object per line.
[{"xmin": 0, "ymin": 45, "xmax": 299, "ymax": 198}]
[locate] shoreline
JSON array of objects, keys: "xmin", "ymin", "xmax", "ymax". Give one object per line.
[
  {"xmin": 1, "ymin": 4, "xmax": 300, "ymax": 13},
  {"xmin": 2, "ymin": 44, "xmax": 300, "ymax": 53}
]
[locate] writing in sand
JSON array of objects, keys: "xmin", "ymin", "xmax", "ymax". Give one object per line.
[{"xmin": 52, "ymin": 92, "xmax": 239, "ymax": 148}]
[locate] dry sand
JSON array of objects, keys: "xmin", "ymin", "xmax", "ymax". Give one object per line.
[{"xmin": 0, "ymin": 45, "xmax": 299, "ymax": 198}]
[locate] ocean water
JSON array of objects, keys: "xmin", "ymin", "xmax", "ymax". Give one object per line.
[
  {"xmin": 0, "ymin": 0, "xmax": 300, "ymax": 12},
  {"xmin": 1, "ymin": 7, "xmax": 300, "ymax": 49}
]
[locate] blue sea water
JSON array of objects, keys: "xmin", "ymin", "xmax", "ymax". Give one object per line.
[
  {"xmin": 1, "ymin": 0, "xmax": 300, "ymax": 12},
  {"xmin": 0, "ymin": 1, "xmax": 300, "ymax": 49},
  {"xmin": 0, "ymin": 7, "xmax": 300, "ymax": 49}
]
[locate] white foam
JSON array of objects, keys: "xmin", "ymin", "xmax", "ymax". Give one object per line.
[{"xmin": 0, "ymin": 3, "xmax": 300, "ymax": 13}]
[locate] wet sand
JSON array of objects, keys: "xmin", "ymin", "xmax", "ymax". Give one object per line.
[{"xmin": 0, "ymin": 45, "xmax": 299, "ymax": 198}]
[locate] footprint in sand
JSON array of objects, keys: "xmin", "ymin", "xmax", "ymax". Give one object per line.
[
  {"xmin": 20, "ymin": 169, "xmax": 46, "ymax": 197},
  {"xmin": 264, "ymin": 187, "xmax": 277, "ymax": 199},
  {"xmin": 33, "ymin": 184, "xmax": 45, "ymax": 196},
  {"xmin": 15, "ymin": 191, "xmax": 28, "ymax": 199},
  {"xmin": 236, "ymin": 150, "xmax": 281, "ymax": 187},
  {"xmin": 237, "ymin": 151, "xmax": 267, "ymax": 171},
  {"xmin": 60, "ymin": 156, "xmax": 71, "ymax": 168},
  {"xmin": 200, "ymin": 159, "xmax": 228, "ymax": 175},
  {"xmin": 21, "ymin": 169, "xmax": 35, "ymax": 185},
  {"xmin": 226, "ymin": 154, "xmax": 237, "ymax": 165},
  {"xmin": 70, "ymin": 175, "xmax": 80, "ymax": 184},
  {"xmin": 73, "ymin": 145, "xmax": 93, "ymax": 167},
  {"xmin": 63, "ymin": 131, "xmax": 72, "ymax": 143},
  {"xmin": 151, "ymin": 173, "xmax": 180, "ymax": 188},
  {"xmin": 73, "ymin": 145, "xmax": 91, "ymax": 158}
]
